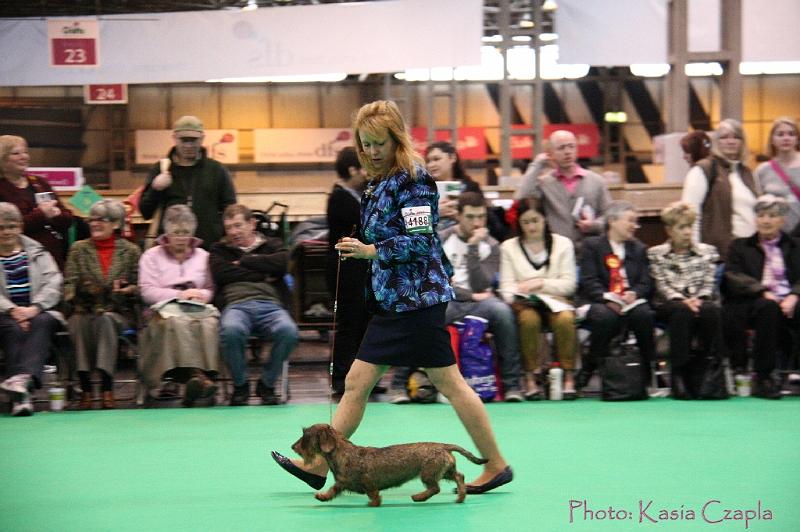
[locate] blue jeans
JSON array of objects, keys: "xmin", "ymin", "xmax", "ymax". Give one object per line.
[{"xmin": 220, "ymin": 300, "xmax": 299, "ymax": 387}]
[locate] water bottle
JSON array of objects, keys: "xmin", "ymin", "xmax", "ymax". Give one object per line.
[{"xmin": 549, "ymin": 363, "xmax": 564, "ymax": 401}]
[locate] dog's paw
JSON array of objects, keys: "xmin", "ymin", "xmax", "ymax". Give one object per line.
[{"xmin": 315, "ymin": 492, "xmax": 331, "ymax": 502}]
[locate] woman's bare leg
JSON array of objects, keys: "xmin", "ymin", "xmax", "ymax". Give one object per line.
[
  {"xmin": 425, "ymin": 364, "xmax": 509, "ymax": 486},
  {"xmin": 292, "ymin": 360, "xmax": 388, "ymax": 475}
]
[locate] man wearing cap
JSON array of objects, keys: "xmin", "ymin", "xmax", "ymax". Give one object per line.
[{"xmin": 140, "ymin": 116, "xmax": 237, "ymax": 248}]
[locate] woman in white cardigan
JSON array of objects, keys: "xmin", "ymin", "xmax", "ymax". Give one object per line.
[{"xmin": 499, "ymin": 197, "xmax": 577, "ymax": 399}]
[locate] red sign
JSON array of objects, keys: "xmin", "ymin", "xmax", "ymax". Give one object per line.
[
  {"xmin": 27, "ymin": 168, "xmax": 84, "ymax": 191},
  {"xmin": 511, "ymin": 123, "xmax": 600, "ymax": 159},
  {"xmin": 84, "ymin": 84, "xmax": 128, "ymax": 104},
  {"xmin": 411, "ymin": 127, "xmax": 487, "ymax": 161},
  {"xmin": 48, "ymin": 20, "xmax": 100, "ymax": 68}
]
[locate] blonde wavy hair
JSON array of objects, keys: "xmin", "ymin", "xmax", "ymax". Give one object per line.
[
  {"xmin": 0, "ymin": 135, "xmax": 27, "ymax": 162},
  {"xmin": 766, "ymin": 116, "xmax": 800, "ymax": 157},
  {"xmin": 711, "ymin": 118, "xmax": 748, "ymax": 162},
  {"xmin": 660, "ymin": 201, "xmax": 697, "ymax": 229},
  {"xmin": 352, "ymin": 100, "xmax": 424, "ymax": 180}
]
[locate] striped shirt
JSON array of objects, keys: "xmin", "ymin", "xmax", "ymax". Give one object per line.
[{"xmin": 1, "ymin": 250, "xmax": 31, "ymax": 306}]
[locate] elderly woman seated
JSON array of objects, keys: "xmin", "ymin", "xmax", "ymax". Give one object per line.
[
  {"xmin": 723, "ymin": 194, "xmax": 800, "ymax": 399},
  {"xmin": 647, "ymin": 202, "xmax": 725, "ymax": 399},
  {"xmin": 64, "ymin": 199, "xmax": 140, "ymax": 409},
  {"xmin": 0, "ymin": 203, "xmax": 63, "ymax": 416},
  {"xmin": 138, "ymin": 204, "xmax": 219, "ymax": 406},
  {"xmin": 577, "ymin": 200, "xmax": 655, "ymax": 392}
]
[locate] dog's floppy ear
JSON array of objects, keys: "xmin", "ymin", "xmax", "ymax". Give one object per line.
[{"xmin": 318, "ymin": 426, "xmax": 338, "ymax": 454}]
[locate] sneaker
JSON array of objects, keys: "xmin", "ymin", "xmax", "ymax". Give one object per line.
[
  {"xmin": 504, "ymin": 388, "xmax": 524, "ymax": 402},
  {"xmin": 388, "ymin": 388, "xmax": 410, "ymax": 404},
  {"xmin": 256, "ymin": 380, "xmax": 280, "ymax": 406},
  {"xmin": 1, "ymin": 373, "xmax": 32, "ymax": 395},
  {"xmin": 11, "ymin": 393, "xmax": 33, "ymax": 417},
  {"xmin": 230, "ymin": 383, "xmax": 250, "ymax": 406}
]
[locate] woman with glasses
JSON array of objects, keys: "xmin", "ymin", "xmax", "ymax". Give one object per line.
[
  {"xmin": 64, "ymin": 200, "xmax": 140, "ymax": 409},
  {"xmin": 0, "ymin": 203, "xmax": 63, "ymax": 416},
  {"xmin": 0, "ymin": 135, "xmax": 74, "ymax": 270},
  {"xmin": 138, "ymin": 205, "xmax": 219, "ymax": 406}
]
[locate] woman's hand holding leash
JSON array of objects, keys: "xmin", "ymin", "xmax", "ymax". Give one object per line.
[{"xmin": 336, "ymin": 237, "xmax": 377, "ymax": 260}]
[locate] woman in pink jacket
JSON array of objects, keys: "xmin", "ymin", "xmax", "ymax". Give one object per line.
[{"xmin": 138, "ymin": 204, "xmax": 219, "ymax": 406}]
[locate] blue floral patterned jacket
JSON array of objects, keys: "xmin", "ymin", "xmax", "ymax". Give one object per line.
[{"xmin": 360, "ymin": 166, "xmax": 455, "ymax": 313}]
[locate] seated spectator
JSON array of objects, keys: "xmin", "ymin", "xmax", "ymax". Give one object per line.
[
  {"xmin": 499, "ymin": 197, "xmax": 577, "ymax": 399},
  {"xmin": 647, "ymin": 202, "xmax": 724, "ymax": 399},
  {"xmin": 723, "ymin": 194, "xmax": 800, "ymax": 399},
  {"xmin": 210, "ymin": 204, "xmax": 298, "ymax": 406},
  {"xmin": 0, "ymin": 203, "xmax": 62, "ymax": 416},
  {"xmin": 64, "ymin": 200, "xmax": 140, "ymax": 410},
  {"xmin": 0, "ymin": 135, "xmax": 74, "ymax": 269},
  {"xmin": 577, "ymin": 200, "xmax": 655, "ymax": 391},
  {"xmin": 433, "ymin": 191, "xmax": 523, "ymax": 402},
  {"xmin": 138, "ymin": 205, "xmax": 219, "ymax": 407}
]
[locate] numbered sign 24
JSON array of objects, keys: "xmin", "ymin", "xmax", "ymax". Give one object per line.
[{"xmin": 84, "ymin": 84, "xmax": 128, "ymax": 104}]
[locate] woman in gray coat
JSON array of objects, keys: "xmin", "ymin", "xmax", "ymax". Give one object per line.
[{"xmin": 0, "ymin": 202, "xmax": 63, "ymax": 416}]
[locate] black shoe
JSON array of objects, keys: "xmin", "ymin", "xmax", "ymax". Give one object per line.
[
  {"xmin": 230, "ymin": 383, "xmax": 250, "ymax": 406},
  {"xmin": 459, "ymin": 466, "xmax": 514, "ymax": 495},
  {"xmin": 670, "ymin": 371, "xmax": 693, "ymax": 400},
  {"xmin": 256, "ymin": 380, "xmax": 280, "ymax": 405},
  {"xmin": 575, "ymin": 369, "xmax": 593, "ymax": 391},
  {"xmin": 753, "ymin": 377, "xmax": 783, "ymax": 400},
  {"xmin": 271, "ymin": 451, "xmax": 327, "ymax": 490}
]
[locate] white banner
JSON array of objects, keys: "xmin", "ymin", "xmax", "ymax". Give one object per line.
[
  {"xmin": 135, "ymin": 130, "xmax": 239, "ymax": 165},
  {"xmin": 557, "ymin": 0, "xmax": 800, "ymax": 64},
  {"xmin": 254, "ymin": 129, "xmax": 354, "ymax": 163},
  {"xmin": 0, "ymin": 0, "xmax": 482, "ymax": 86},
  {"xmin": 27, "ymin": 167, "xmax": 84, "ymax": 191}
]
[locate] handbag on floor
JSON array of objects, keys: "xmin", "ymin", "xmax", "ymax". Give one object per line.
[
  {"xmin": 601, "ymin": 327, "xmax": 648, "ymax": 401},
  {"xmin": 689, "ymin": 353, "xmax": 729, "ymax": 400}
]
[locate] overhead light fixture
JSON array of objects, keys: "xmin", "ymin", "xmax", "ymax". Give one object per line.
[
  {"xmin": 740, "ymin": 61, "xmax": 800, "ymax": 75},
  {"xmin": 604, "ymin": 112, "xmax": 628, "ymax": 123},
  {"xmin": 539, "ymin": 33, "xmax": 558, "ymax": 42},
  {"xmin": 206, "ymin": 73, "xmax": 348, "ymax": 83},
  {"xmin": 630, "ymin": 64, "xmax": 671, "ymax": 77},
  {"xmin": 542, "ymin": 0, "xmax": 558, "ymax": 11},
  {"xmin": 685, "ymin": 62, "xmax": 722, "ymax": 76},
  {"xmin": 242, "ymin": 0, "xmax": 257, "ymax": 11},
  {"xmin": 519, "ymin": 14, "xmax": 534, "ymax": 28}
]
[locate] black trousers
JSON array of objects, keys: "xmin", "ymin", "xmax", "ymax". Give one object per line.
[
  {"xmin": 585, "ymin": 302, "xmax": 655, "ymax": 379},
  {"xmin": 327, "ymin": 255, "xmax": 370, "ymax": 385},
  {"xmin": 655, "ymin": 300, "xmax": 724, "ymax": 368},
  {"xmin": 724, "ymin": 297, "xmax": 796, "ymax": 378}
]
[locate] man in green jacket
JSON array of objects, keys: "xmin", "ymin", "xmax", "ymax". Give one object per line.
[{"xmin": 140, "ymin": 115, "xmax": 236, "ymax": 249}]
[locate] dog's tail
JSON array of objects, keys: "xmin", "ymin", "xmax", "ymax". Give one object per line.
[{"xmin": 446, "ymin": 445, "xmax": 489, "ymax": 465}]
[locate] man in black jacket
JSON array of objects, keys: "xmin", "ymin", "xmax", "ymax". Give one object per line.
[
  {"xmin": 724, "ymin": 195, "xmax": 800, "ymax": 399},
  {"xmin": 210, "ymin": 204, "xmax": 298, "ymax": 405}
]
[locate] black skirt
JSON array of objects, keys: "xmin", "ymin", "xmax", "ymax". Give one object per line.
[{"xmin": 356, "ymin": 303, "xmax": 456, "ymax": 368}]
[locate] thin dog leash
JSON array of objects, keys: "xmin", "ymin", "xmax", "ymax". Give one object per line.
[{"xmin": 328, "ymin": 225, "xmax": 357, "ymax": 423}]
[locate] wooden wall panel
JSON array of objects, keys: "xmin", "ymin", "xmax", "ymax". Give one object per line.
[
  {"xmin": 271, "ymin": 85, "xmax": 321, "ymax": 127},
  {"xmin": 128, "ymin": 86, "xmax": 170, "ymax": 129}
]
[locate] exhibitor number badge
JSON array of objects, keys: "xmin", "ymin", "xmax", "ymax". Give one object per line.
[{"xmin": 401, "ymin": 206, "xmax": 433, "ymax": 234}]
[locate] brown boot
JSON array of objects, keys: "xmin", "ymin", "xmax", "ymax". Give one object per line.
[
  {"xmin": 102, "ymin": 391, "xmax": 115, "ymax": 409},
  {"xmin": 79, "ymin": 392, "xmax": 93, "ymax": 410}
]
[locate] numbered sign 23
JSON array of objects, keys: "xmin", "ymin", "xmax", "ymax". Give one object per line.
[
  {"xmin": 84, "ymin": 84, "xmax": 128, "ymax": 104},
  {"xmin": 48, "ymin": 19, "xmax": 100, "ymax": 67}
]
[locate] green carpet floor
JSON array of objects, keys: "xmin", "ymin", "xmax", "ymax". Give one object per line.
[{"xmin": 2, "ymin": 398, "xmax": 798, "ymax": 532}]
